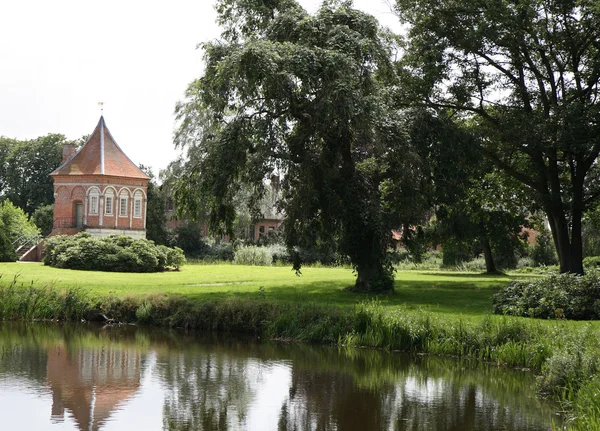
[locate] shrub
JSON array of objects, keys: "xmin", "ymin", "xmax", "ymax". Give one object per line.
[
  {"xmin": 531, "ymin": 232, "xmax": 558, "ymax": 266},
  {"xmin": 583, "ymin": 256, "xmax": 600, "ymax": 270},
  {"xmin": 165, "ymin": 246, "xmax": 185, "ymax": 269},
  {"xmin": 493, "ymin": 271, "xmax": 600, "ymax": 320},
  {"xmin": 211, "ymin": 242, "xmax": 235, "ymax": 261},
  {"xmin": 43, "ymin": 234, "xmax": 185, "ymax": 272},
  {"xmin": 234, "ymin": 245, "xmax": 272, "ymax": 266},
  {"xmin": 442, "ymin": 238, "xmax": 473, "ymax": 266},
  {"xmin": 173, "ymin": 223, "xmax": 206, "ymax": 256},
  {"xmin": 267, "ymin": 244, "xmax": 289, "ymax": 263},
  {"xmin": 455, "ymin": 257, "xmax": 486, "ymax": 272}
]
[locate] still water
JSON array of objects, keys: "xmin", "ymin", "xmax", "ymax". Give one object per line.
[{"xmin": 0, "ymin": 323, "xmax": 559, "ymax": 430}]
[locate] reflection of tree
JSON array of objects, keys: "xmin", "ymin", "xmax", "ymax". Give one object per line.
[
  {"xmin": 157, "ymin": 349, "xmax": 256, "ymax": 430},
  {"xmin": 0, "ymin": 323, "xmax": 558, "ymax": 430},
  {"xmin": 275, "ymin": 346, "xmax": 556, "ymax": 431}
]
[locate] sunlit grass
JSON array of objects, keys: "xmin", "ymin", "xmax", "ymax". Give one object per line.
[{"xmin": 0, "ymin": 262, "xmax": 537, "ymax": 316}]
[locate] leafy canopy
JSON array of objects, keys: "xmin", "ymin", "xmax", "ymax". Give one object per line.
[
  {"xmin": 174, "ymin": 0, "xmax": 406, "ymax": 291},
  {"xmin": 396, "ymin": 0, "xmax": 600, "ymax": 274}
]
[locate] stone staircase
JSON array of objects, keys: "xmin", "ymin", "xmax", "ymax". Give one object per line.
[{"xmin": 13, "ymin": 235, "xmax": 43, "ymax": 262}]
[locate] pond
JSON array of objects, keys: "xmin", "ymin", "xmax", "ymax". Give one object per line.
[{"xmin": 0, "ymin": 323, "xmax": 559, "ymax": 430}]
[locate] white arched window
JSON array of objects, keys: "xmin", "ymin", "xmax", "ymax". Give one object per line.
[
  {"xmin": 119, "ymin": 190, "xmax": 129, "ymax": 217},
  {"xmin": 88, "ymin": 188, "xmax": 100, "ymax": 215},
  {"xmin": 133, "ymin": 190, "xmax": 143, "ymax": 218},
  {"xmin": 104, "ymin": 188, "xmax": 115, "ymax": 215}
]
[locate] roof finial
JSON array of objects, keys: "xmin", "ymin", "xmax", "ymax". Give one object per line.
[{"xmin": 98, "ymin": 101, "xmax": 104, "ymax": 116}]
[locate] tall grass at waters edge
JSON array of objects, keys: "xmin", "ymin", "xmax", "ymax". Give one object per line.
[{"xmin": 0, "ymin": 276, "xmax": 598, "ymax": 430}]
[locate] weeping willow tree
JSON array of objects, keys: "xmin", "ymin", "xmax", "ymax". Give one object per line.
[{"xmin": 173, "ymin": 0, "xmax": 412, "ymax": 292}]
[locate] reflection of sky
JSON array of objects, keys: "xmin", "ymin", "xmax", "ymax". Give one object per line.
[
  {"xmin": 0, "ymin": 377, "xmax": 68, "ymax": 430},
  {"xmin": 0, "ymin": 341, "xmax": 555, "ymax": 431},
  {"xmin": 0, "ymin": 353, "xmax": 295, "ymax": 431},
  {"xmin": 0, "ymin": 351, "xmax": 162, "ymax": 431},
  {"xmin": 246, "ymin": 362, "xmax": 292, "ymax": 430},
  {"xmin": 102, "ymin": 352, "xmax": 163, "ymax": 431}
]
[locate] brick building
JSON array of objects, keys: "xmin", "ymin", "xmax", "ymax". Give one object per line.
[{"xmin": 50, "ymin": 116, "xmax": 150, "ymax": 238}]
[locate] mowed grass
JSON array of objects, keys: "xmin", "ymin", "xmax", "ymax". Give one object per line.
[{"xmin": 0, "ymin": 262, "xmax": 537, "ymax": 316}]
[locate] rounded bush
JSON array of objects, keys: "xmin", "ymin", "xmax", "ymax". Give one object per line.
[
  {"xmin": 493, "ymin": 271, "xmax": 600, "ymax": 320},
  {"xmin": 43, "ymin": 233, "xmax": 185, "ymax": 272}
]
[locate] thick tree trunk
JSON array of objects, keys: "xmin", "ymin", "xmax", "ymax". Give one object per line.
[
  {"xmin": 540, "ymin": 155, "xmax": 584, "ymax": 275},
  {"xmin": 481, "ymin": 235, "xmax": 497, "ymax": 273},
  {"xmin": 570, "ymin": 181, "xmax": 585, "ymax": 274},
  {"xmin": 353, "ymin": 261, "xmax": 394, "ymax": 293},
  {"xmin": 545, "ymin": 205, "xmax": 584, "ymax": 275}
]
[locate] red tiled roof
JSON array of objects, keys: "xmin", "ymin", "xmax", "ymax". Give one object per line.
[{"xmin": 51, "ymin": 116, "xmax": 149, "ymax": 179}]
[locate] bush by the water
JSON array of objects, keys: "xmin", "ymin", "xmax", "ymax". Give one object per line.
[
  {"xmin": 493, "ymin": 271, "xmax": 600, "ymax": 320},
  {"xmin": 44, "ymin": 233, "xmax": 185, "ymax": 272}
]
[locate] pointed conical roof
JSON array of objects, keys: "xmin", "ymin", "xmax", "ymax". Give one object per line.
[{"xmin": 51, "ymin": 116, "xmax": 150, "ymax": 179}]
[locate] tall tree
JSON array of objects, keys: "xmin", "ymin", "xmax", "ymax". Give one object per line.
[
  {"xmin": 139, "ymin": 165, "xmax": 169, "ymax": 245},
  {"xmin": 396, "ymin": 0, "xmax": 600, "ymax": 274},
  {"xmin": 175, "ymin": 0, "xmax": 403, "ymax": 291},
  {"xmin": 0, "ymin": 134, "xmax": 64, "ymax": 214}
]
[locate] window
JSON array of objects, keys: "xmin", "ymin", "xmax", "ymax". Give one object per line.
[
  {"xmin": 134, "ymin": 198, "xmax": 142, "ymax": 217},
  {"xmin": 88, "ymin": 188, "xmax": 99, "ymax": 215},
  {"xmin": 89, "ymin": 196, "xmax": 98, "ymax": 214},
  {"xmin": 167, "ymin": 198, "xmax": 174, "ymax": 212},
  {"xmin": 259, "ymin": 226, "xmax": 265, "ymax": 234},
  {"xmin": 105, "ymin": 196, "xmax": 113, "ymax": 215},
  {"xmin": 120, "ymin": 197, "xmax": 128, "ymax": 216}
]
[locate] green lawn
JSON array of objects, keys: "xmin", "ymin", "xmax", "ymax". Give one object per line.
[{"xmin": 0, "ymin": 262, "xmax": 536, "ymax": 316}]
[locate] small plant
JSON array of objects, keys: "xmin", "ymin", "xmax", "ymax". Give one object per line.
[{"xmin": 233, "ymin": 245, "xmax": 272, "ymax": 266}]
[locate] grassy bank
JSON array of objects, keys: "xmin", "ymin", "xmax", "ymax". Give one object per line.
[
  {"xmin": 0, "ymin": 262, "xmax": 598, "ymax": 429},
  {"xmin": 0, "ymin": 262, "xmax": 525, "ymax": 315}
]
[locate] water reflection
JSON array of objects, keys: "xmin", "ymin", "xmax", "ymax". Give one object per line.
[
  {"xmin": 47, "ymin": 342, "xmax": 142, "ymax": 430},
  {"xmin": 0, "ymin": 323, "xmax": 558, "ymax": 430}
]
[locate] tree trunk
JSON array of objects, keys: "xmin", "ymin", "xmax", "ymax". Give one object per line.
[
  {"xmin": 352, "ymin": 261, "xmax": 394, "ymax": 293},
  {"xmin": 481, "ymin": 235, "xmax": 497, "ymax": 273},
  {"xmin": 545, "ymin": 205, "xmax": 584, "ymax": 275}
]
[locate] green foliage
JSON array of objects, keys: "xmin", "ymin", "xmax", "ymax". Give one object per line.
[
  {"xmin": 564, "ymin": 376, "xmax": 600, "ymax": 431},
  {"xmin": 584, "ymin": 256, "xmax": 600, "ymax": 270},
  {"xmin": 583, "ymin": 207, "xmax": 600, "ymax": 258},
  {"xmin": 32, "ymin": 204, "xmax": 54, "ymax": 237},
  {"xmin": 396, "ymin": 0, "xmax": 600, "ymax": 274},
  {"xmin": 531, "ymin": 232, "xmax": 558, "ymax": 267},
  {"xmin": 0, "ymin": 227, "xmax": 16, "ymax": 262},
  {"xmin": 173, "ymin": 223, "xmax": 207, "ymax": 256},
  {"xmin": 43, "ymin": 233, "xmax": 185, "ymax": 272},
  {"xmin": 0, "ymin": 275, "xmax": 95, "ymax": 321},
  {"xmin": 174, "ymin": 0, "xmax": 405, "ymax": 292},
  {"xmin": 0, "ymin": 200, "xmax": 40, "ymax": 261},
  {"xmin": 141, "ymin": 166, "xmax": 169, "ymax": 246},
  {"xmin": 0, "ymin": 134, "xmax": 65, "ymax": 215},
  {"xmin": 233, "ymin": 245, "xmax": 272, "ymax": 266},
  {"xmin": 442, "ymin": 238, "xmax": 473, "ymax": 266},
  {"xmin": 493, "ymin": 272, "xmax": 600, "ymax": 320}
]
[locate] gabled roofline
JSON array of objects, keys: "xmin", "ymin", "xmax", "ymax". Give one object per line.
[
  {"xmin": 50, "ymin": 116, "xmax": 150, "ymax": 180},
  {"xmin": 102, "ymin": 118, "xmax": 149, "ymax": 180},
  {"xmin": 50, "ymin": 117, "xmax": 101, "ymax": 176}
]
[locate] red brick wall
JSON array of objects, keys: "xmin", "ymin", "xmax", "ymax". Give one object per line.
[{"xmin": 51, "ymin": 175, "xmax": 148, "ymax": 235}]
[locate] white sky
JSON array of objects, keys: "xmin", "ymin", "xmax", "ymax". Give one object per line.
[{"xmin": 0, "ymin": 0, "xmax": 399, "ymax": 177}]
